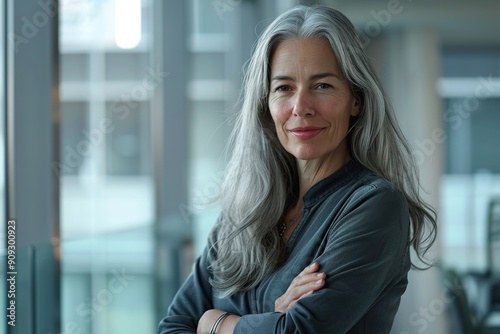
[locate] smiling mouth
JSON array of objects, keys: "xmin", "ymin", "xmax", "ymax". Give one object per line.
[{"xmin": 289, "ymin": 127, "xmax": 324, "ymax": 139}]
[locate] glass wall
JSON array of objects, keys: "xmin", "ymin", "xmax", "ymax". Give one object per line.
[
  {"xmin": 439, "ymin": 48, "xmax": 500, "ymax": 271},
  {"xmin": 60, "ymin": 0, "xmax": 156, "ymax": 333},
  {"xmin": 59, "ymin": 0, "xmax": 154, "ymax": 239},
  {"xmin": 188, "ymin": 0, "xmax": 237, "ymax": 254}
]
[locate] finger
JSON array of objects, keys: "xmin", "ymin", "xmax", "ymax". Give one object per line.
[
  {"xmin": 290, "ymin": 272, "xmax": 325, "ymax": 289},
  {"xmin": 295, "ymin": 262, "xmax": 319, "ymax": 281},
  {"xmin": 284, "ymin": 276, "xmax": 326, "ymax": 303},
  {"xmin": 298, "ymin": 279, "xmax": 325, "ymax": 298},
  {"xmin": 275, "ymin": 276, "xmax": 326, "ymax": 313},
  {"xmin": 296, "ymin": 262, "xmax": 320, "ymax": 278},
  {"xmin": 283, "ymin": 279, "xmax": 326, "ymax": 311},
  {"xmin": 286, "ymin": 287, "xmax": 321, "ymax": 309},
  {"xmin": 287, "ymin": 300, "xmax": 297, "ymax": 310}
]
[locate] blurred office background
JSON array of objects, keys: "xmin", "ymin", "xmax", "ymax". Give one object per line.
[{"xmin": 1, "ymin": 0, "xmax": 500, "ymax": 333}]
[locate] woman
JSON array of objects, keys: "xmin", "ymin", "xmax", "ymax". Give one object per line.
[{"xmin": 159, "ymin": 5, "xmax": 437, "ymax": 334}]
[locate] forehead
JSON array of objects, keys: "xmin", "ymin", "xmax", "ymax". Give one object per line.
[{"xmin": 269, "ymin": 38, "xmax": 342, "ymax": 76}]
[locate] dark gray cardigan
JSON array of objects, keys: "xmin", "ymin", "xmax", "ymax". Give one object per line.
[{"xmin": 159, "ymin": 160, "xmax": 411, "ymax": 334}]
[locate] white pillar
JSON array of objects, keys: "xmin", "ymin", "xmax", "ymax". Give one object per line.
[{"xmin": 369, "ymin": 30, "xmax": 447, "ymax": 334}]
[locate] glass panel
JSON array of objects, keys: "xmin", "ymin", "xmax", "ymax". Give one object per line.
[
  {"xmin": 192, "ymin": 0, "xmax": 225, "ymax": 34},
  {"xmin": 440, "ymin": 48, "xmax": 500, "ymax": 271},
  {"xmin": 62, "ymin": 227, "xmax": 155, "ymax": 334},
  {"xmin": 60, "ymin": 0, "xmax": 155, "ymax": 332},
  {"xmin": 187, "ymin": 0, "xmax": 238, "ymax": 256},
  {"xmin": 442, "ymin": 48, "xmax": 500, "ymax": 78}
]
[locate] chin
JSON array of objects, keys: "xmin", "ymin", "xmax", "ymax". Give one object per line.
[{"xmin": 290, "ymin": 151, "xmax": 323, "ymax": 161}]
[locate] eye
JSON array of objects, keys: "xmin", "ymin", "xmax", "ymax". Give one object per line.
[
  {"xmin": 275, "ymin": 85, "xmax": 291, "ymax": 92},
  {"xmin": 317, "ymin": 83, "xmax": 332, "ymax": 90}
]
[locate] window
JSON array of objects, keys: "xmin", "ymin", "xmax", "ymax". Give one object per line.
[
  {"xmin": 60, "ymin": 1, "xmax": 156, "ymax": 332},
  {"xmin": 439, "ymin": 48, "xmax": 500, "ymax": 271}
]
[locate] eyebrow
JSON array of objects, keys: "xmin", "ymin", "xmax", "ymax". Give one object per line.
[{"xmin": 271, "ymin": 72, "xmax": 341, "ymax": 82}]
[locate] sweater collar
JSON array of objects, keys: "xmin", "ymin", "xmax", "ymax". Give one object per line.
[{"xmin": 302, "ymin": 159, "xmax": 364, "ymax": 207}]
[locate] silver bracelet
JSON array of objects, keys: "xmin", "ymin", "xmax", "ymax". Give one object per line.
[{"xmin": 209, "ymin": 312, "xmax": 232, "ymax": 334}]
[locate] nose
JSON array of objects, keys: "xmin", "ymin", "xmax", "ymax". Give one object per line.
[{"xmin": 292, "ymin": 89, "xmax": 315, "ymax": 117}]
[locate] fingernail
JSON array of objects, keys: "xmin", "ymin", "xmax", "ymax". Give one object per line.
[
  {"xmin": 316, "ymin": 273, "xmax": 324, "ymax": 277},
  {"xmin": 315, "ymin": 279, "xmax": 323, "ymax": 285},
  {"xmin": 309, "ymin": 262, "xmax": 316, "ymax": 268}
]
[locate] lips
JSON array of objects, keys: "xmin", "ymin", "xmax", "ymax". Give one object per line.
[{"xmin": 289, "ymin": 127, "xmax": 324, "ymax": 139}]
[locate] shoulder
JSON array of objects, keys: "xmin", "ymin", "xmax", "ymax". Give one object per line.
[
  {"xmin": 321, "ymin": 168, "xmax": 412, "ymax": 277},
  {"xmin": 327, "ymin": 169, "xmax": 410, "ymax": 237},
  {"xmin": 312, "ymin": 163, "xmax": 410, "ymax": 226},
  {"xmin": 347, "ymin": 168, "xmax": 408, "ymax": 212}
]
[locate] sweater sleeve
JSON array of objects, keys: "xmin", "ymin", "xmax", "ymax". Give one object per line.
[
  {"xmin": 234, "ymin": 183, "xmax": 411, "ymax": 333},
  {"xmin": 158, "ymin": 236, "xmax": 215, "ymax": 333}
]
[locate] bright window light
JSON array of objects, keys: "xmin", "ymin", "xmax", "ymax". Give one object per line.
[{"xmin": 115, "ymin": 0, "xmax": 142, "ymax": 49}]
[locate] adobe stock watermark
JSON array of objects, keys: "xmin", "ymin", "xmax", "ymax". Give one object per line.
[
  {"xmin": 52, "ymin": 268, "xmax": 135, "ymax": 334},
  {"xmin": 178, "ymin": 171, "xmax": 224, "ymax": 225},
  {"xmin": 52, "ymin": 64, "xmax": 168, "ymax": 177},
  {"xmin": 8, "ymin": 0, "xmax": 95, "ymax": 53},
  {"xmin": 398, "ymin": 274, "xmax": 465, "ymax": 333},
  {"xmin": 8, "ymin": 0, "xmax": 57, "ymax": 53},
  {"xmin": 357, "ymin": 0, "xmax": 414, "ymax": 48},
  {"xmin": 213, "ymin": 0, "xmax": 241, "ymax": 20},
  {"xmin": 411, "ymin": 74, "xmax": 500, "ymax": 166}
]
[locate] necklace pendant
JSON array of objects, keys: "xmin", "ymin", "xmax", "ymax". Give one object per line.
[
  {"xmin": 279, "ymin": 223, "xmax": 287, "ymax": 237},
  {"xmin": 278, "ymin": 205, "xmax": 304, "ymax": 238}
]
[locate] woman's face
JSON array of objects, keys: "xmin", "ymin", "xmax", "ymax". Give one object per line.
[{"xmin": 268, "ymin": 38, "xmax": 360, "ymax": 164}]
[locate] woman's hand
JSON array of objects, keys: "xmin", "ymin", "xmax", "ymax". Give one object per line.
[{"xmin": 274, "ymin": 262, "xmax": 326, "ymax": 313}]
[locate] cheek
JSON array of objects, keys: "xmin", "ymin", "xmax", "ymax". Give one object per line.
[
  {"xmin": 269, "ymin": 102, "xmax": 289, "ymax": 129},
  {"xmin": 324, "ymin": 102, "xmax": 351, "ymax": 125},
  {"xmin": 269, "ymin": 104, "xmax": 285, "ymax": 131},
  {"xmin": 269, "ymin": 109, "xmax": 290, "ymax": 147},
  {"xmin": 332, "ymin": 113, "xmax": 350, "ymax": 134}
]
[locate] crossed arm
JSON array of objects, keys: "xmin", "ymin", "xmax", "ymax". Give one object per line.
[
  {"xmin": 159, "ymin": 185, "xmax": 410, "ymax": 334},
  {"xmin": 196, "ymin": 262, "xmax": 325, "ymax": 334}
]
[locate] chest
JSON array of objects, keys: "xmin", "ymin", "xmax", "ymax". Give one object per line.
[
  {"xmin": 216, "ymin": 222, "xmax": 332, "ymax": 314},
  {"xmin": 214, "ymin": 200, "xmax": 344, "ymax": 314}
]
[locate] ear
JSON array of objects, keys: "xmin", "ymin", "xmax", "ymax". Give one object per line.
[{"xmin": 350, "ymin": 97, "xmax": 361, "ymax": 117}]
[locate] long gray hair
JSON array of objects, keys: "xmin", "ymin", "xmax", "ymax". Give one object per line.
[{"xmin": 209, "ymin": 5, "xmax": 437, "ymax": 298}]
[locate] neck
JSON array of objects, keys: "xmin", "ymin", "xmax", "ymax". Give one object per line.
[{"xmin": 296, "ymin": 151, "xmax": 351, "ymax": 199}]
